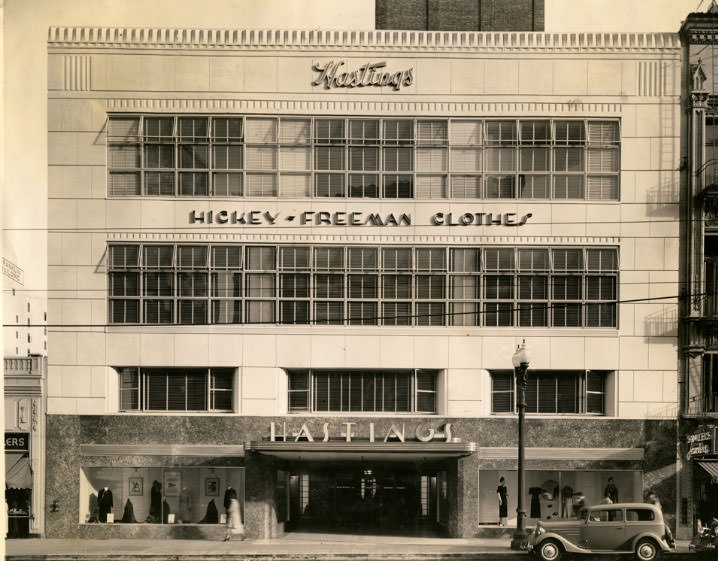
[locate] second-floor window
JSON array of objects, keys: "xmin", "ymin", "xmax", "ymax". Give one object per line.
[
  {"xmin": 490, "ymin": 370, "xmax": 607, "ymax": 415},
  {"xmin": 117, "ymin": 367, "xmax": 234, "ymax": 412},
  {"xmin": 108, "ymin": 244, "xmax": 619, "ymax": 327},
  {"xmin": 287, "ymin": 369, "xmax": 438, "ymax": 414}
]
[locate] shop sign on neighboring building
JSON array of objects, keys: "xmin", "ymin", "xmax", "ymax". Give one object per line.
[
  {"xmin": 686, "ymin": 427, "xmax": 716, "ymax": 459},
  {"xmin": 2, "ymin": 257, "xmax": 24, "ymax": 285},
  {"xmin": 4, "ymin": 432, "xmax": 29, "ymax": 451}
]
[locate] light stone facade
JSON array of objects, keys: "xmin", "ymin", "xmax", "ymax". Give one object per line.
[{"xmin": 46, "ymin": 27, "xmax": 681, "ymax": 539}]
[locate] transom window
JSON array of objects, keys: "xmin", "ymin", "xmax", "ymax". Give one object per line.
[
  {"xmin": 287, "ymin": 369, "xmax": 438, "ymax": 413},
  {"xmin": 108, "ymin": 244, "xmax": 618, "ymax": 327},
  {"xmin": 107, "ymin": 115, "xmax": 619, "ymax": 200},
  {"xmin": 490, "ymin": 370, "xmax": 608, "ymax": 415},
  {"xmin": 117, "ymin": 367, "xmax": 234, "ymax": 411}
]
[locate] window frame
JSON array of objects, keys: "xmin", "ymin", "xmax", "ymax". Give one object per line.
[
  {"xmin": 287, "ymin": 369, "xmax": 438, "ymax": 414},
  {"xmin": 490, "ymin": 369, "xmax": 609, "ymax": 416},
  {"xmin": 117, "ymin": 367, "xmax": 234, "ymax": 412},
  {"xmin": 108, "ymin": 244, "xmax": 619, "ymax": 328},
  {"xmin": 107, "ymin": 115, "xmax": 620, "ymax": 201}
]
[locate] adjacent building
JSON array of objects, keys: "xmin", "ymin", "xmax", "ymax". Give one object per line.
[
  {"xmin": 678, "ymin": 6, "xmax": 718, "ymax": 541},
  {"xmin": 4, "ymin": 354, "xmax": 47, "ymax": 538},
  {"xmin": 46, "ymin": 24, "xmax": 681, "ymax": 539},
  {"xmin": 3, "ymin": 254, "xmax": 48, "ymax": 538}
]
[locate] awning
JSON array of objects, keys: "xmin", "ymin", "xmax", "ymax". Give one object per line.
[
  {"xmin": 697, "ymin": 460, "xmax": 718, "ymax": 481},
  {"xmin": 247, "ymin": 440, "xmax": 476, "ymax": 461},
  {"xmin": 79, "ymin": 444, "xmax": 245, "ymax": 457},
  {"xmin": 5, "ymin": 453, "xmax": 32, "ymax": 489}
]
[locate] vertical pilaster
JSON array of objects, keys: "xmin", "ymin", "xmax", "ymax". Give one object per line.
[
  {"xmin": 244, "ymin": 453, "xmax": 277, "ymax": 539},
  {"xmin": 447, "ymin": 453, "xmax": 479, "ymax": 538}
]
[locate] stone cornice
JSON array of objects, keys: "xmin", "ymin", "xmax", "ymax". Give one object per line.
[
  {"xmin": 48, "ymin": 26, "xmax": 680, "ymax": 53},
  {"xmin": 104, "ymin": 98, "xmax": 622, "ymax": 115}
]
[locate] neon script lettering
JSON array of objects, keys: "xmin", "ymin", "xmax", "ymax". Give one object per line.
[{"xmin": 312, "ymin": 61, "xmax": 414, "ymax": 91}]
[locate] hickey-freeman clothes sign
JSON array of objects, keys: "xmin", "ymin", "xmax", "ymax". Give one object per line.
[
  {"xmin": 269, "ymin": 421, "xmax": 455, "ymax": 443},
  {"xmin": 312, "ymin": 61, "xmax": 414, "ymax": 91},
  {"xmin": 189, "ymin": 210, "xmax": 533, "ymax": 227}
]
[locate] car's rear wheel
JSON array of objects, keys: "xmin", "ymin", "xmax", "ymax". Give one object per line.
[
  {"xmin": 635, "ymin": 538, "xmax": 660, "ymax": 561},
  {"xmin": 537, "ymin": 539, "xmax": 563, "ymax": 561}
]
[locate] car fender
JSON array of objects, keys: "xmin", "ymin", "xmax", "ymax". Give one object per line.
[
  {"xmin": 629, "ymin": 532, "xmax": 672, "ymax": 552},
  {"xmin": 535, "ymin": 532, "xmax": 589, "ymax": 554}
]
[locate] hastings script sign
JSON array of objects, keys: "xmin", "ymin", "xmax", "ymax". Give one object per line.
[
  {"xmin": 189, "ymin": 210, "xmax": 533, "ymax": 227},
  {"xmin": 312, "ymin": 61, "xmax": 414, "ymax": 91}
]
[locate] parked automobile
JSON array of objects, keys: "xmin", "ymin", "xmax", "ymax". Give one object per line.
[{"xmin": 527, "ymin": 503, "xmax": 674, "ymax": 561}]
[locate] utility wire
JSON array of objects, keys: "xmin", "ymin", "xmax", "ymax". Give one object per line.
[{"xmin": 1, "ymin": 291, "xmax": 685, "ymax": 330}]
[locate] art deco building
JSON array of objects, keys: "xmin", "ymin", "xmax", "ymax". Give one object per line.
[{"xmin": 46, "ymin": 23, "xmax": 680, "ymax": 538}]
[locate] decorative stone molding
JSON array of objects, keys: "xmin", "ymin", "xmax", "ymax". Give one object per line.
[
  {"xmin": 106, "ymin": 231, "xmax": 620, "ymax": 245},
  {"xmin": 63, "ymin": 55, "xmax": 91, "ymax": 91},
  {"xmin": 48, "ymin": 26, "xmax": 680, "ymax": 53},
  {"xmin": 638, "ymin": 60, "xmax": 668, "ymax": 97},
  {"xmin": 105, "ymin": 98, "xmax": 622, "ymax": 115}
]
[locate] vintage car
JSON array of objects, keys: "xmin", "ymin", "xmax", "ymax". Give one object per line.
[{"xmin": 527, "ymin": 503, "xmax": 674, "ymax": 561}]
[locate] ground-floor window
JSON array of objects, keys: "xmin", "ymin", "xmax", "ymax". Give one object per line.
[
  {"xmin": 6, "ymin": 450, "xmax": 32, "ymax": 538},
  {"xmin": 80, "ymin": 466, "xmax": 243, "ymax": 525},
  {"xmin": 478, "ymin": 469, "xmax": 641, "ymax": 526}
]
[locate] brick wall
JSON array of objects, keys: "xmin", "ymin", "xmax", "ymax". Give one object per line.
[{"xmin": 376, "ymin": 0, "xmax": 544, "ymax": 31}]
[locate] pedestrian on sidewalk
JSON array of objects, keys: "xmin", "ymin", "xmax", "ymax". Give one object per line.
[{"xmin": 223, "ymin": 484, "xmax": 245, "ymax": 541}]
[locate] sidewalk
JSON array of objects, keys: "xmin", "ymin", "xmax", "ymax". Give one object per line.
[
  {"xmin": 4, "ymin": 534, "xmax": 694, "ymax": 561},
  {"xmin": 5, "ymin": 534, "xmax": 516, "ymax": 560}
]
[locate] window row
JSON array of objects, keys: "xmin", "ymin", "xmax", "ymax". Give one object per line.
[
  {"xmin": 490, "ymin": 370, "xmax": 607, "ymax": 415},
  {"xmin": 287, "ymin": 369, "xmax": 438, "ymax": 414},
  {"xmin": 118, "ymin": 367, "xmax": 233, "ymax": 412},
  {"xmin": 110, "ymin": 244, "xmax": 618, "ymax": 272},
  {"xmin": 108, "ymin": 245, "xmax": 618, "ymax": 327},
  {"xmin": 107, "ymin": 115, "xmax": 619, "ymax": 200}
]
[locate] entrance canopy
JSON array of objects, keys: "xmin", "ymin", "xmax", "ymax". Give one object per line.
[
  {"xmin": 697, "ymin": 460, "xmax": 718, "ymax": 481},
  {"xmin": 247, "ymin": 440, "xmax": 476, "ymax": 461}
]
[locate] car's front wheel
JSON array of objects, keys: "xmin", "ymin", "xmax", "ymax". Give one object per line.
[
  {"xmin": 537, "ymin": 539, "xmax": 563, "ymax": 561},
  {"xmin": 635, "ymin": 538, "xmax": 660, "ymax": 561}
]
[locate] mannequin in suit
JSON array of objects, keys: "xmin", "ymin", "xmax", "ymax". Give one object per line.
[{"xmin": 98, "ymin": 486, "xmax": 113, "ymax": 523}]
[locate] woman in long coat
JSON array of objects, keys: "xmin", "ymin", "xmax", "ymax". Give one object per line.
[{"xmin": 223, "ymin": 496, "xmax": 245, "ymax": 541}]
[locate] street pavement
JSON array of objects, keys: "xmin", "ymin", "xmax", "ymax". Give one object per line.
[{"xmin": 3, "ymin": 534, "xmax": 694, "ymax": 561}]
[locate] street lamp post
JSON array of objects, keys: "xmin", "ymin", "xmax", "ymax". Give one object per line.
[{"xmin": 510, "ymin": 339, "xmax": 531, "ymax": 550}]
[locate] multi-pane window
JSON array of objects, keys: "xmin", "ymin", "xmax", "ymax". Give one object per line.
[
  {"xmin": 108, "ymin": 116, "xmax": 619, "ymax": 200},
  {"xmin": 109, "ymin": 244, "xmax": 618, "ymax": 327},
  {"xmin": 287, "ymin": 369, "xmax": 438, "ymax": 413},
  {"xmin": 117, "ymin": 367, "xmax": 234, "ymax": 411},
  {"xmin": 490, "ymin": 370, "xmax": 608, "ymax": 414}
]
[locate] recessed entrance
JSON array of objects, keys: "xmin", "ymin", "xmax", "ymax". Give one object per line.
[{"xmin": 282, "ymin": 463, "xmax": 448, "ymax": 536}]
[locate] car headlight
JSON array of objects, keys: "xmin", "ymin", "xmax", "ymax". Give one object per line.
[{"xmin": 534, "ymin": 522, "xmax": 546, "ymax": 536}]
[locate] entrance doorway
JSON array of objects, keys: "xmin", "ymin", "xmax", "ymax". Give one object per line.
[{"xmin": 284, "ymin": 463, "xmax": 448, "ymax": 536}]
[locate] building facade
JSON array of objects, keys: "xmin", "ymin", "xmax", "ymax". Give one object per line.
[
  {"xmin": 47, "ymin": 26, "xmax": 680, "ymax": 539},
  {"xmin": 4, "ymin": 355, "xmax": 47, "ymax": 538},
  {"xmin": 4, "ymin": 244, "xmax": 48, "ymax": 538},
  {"xmin": 678, "ymin": 7, "xmax": 718, "ymax": 541}
]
